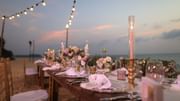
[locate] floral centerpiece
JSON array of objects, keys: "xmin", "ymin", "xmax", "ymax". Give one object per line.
[
  {"xmin": 60, "ymin": 46, "xmax": 80, "ymax": 61},
  {"xmin": 96, "ymin": 56, "xmax": 113, "ymax": 70},
  {"xmin": 59, "ymin": 43, "xmax": 90, "ymax": 68},
  {"xmin": 45, "ymin": 49, "xmax": 55, "ymax": 61},
  {"xmin": 43, "ymin": 48, "xmax": 55, "ymax": 65}
]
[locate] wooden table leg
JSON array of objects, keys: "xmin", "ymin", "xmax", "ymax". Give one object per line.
[
  {"xmin": 48, "ymin": 76, "xmax": 59, "ymax": 101},
  {"xmin": 48, "ymin": 77, "xmax": 53, "ymax": 101},
  {"xmin": 53, "ymin": 80, "xmax": 59, "ymax": 101}
]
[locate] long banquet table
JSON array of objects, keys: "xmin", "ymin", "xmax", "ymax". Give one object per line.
[
  {"xmin": 36, "ymin": 62, "xmax": 180, "ymax": 101},
  {"xmin": 36, "ymin": 63, "xmax": 139, "ymax": 101}
]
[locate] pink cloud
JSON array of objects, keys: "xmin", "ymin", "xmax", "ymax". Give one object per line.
[
  {"xmin": 39, "ymin": 30, "xmax": 66, "ymax": 43},
  {"xmin": 94, "ymin": 24, "xmax": 113, "ymax": 30}
]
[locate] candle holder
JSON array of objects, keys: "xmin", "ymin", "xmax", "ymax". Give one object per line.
[{"xmin": 128, "ymin": 59, "xmax": 135, "ymax": 88}]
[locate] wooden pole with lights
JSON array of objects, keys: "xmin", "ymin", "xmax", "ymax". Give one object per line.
[
  {"xmin": 128, "ymin": 16, "xmax": 135, "ymax": 88},
  {"xmin": 65, "ymin": 0, "xmax": 76, "ymax": 48},
  {"xmin": 65, "ymin": 24, "xmax": 69, "ymax": 48},
  {"xmin": 0, "ymin": 16, "xmax": 6, "ymax": 56}
]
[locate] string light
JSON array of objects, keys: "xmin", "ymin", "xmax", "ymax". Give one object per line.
[
  {"xmin": 42, "ymin": 0, "xmax": 46, "ymax": 6},
  {"xmin": 1, "ymin": 16, "xmax": 5, "ymax": 20},
  {"xmin": 16, "ymin": 13, "xmax": 20, "ymax": 17},
  {"xmin": 24, "ymin": 11, "xmax": 27, "ymax": 15},
  {"xmin": 70, "ymin": 15, "xmax": 74, "ymax": 19},
  {"xmin": 65, "ymin": 0, "xmax": 76, "ymax": 48},
  {"xmin": 30, "ymin": 7, "xmax": 34, "ymax": 11},
  {"xmin": 66, "ymin": 24, "xmax": 69, "ymax": 29},
  {"xmin": 0, "ymin": 0, "xmax": 46, "ymax": 20},
  {"xmin": 72, "ymin": 7, "xmax": 75, "ymax": 12},
  {"xmin": 11, "ymin": 16, "xmax": 15, "ymax": 19},
  {"xmin": 65, "ymin": 0, "xmax": 77, "ymax": 29}
]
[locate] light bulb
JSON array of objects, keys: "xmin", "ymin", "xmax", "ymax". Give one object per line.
[
  {"xmin": 69, "ymin": 20, "xmax": 72, "ymax": 23},
  {"xmin": 9, "ymin": 17, "xmax": 12, "ymax": 20},
  {"xmin": 42, "ymin": 1, "xmax": 46, "ymax": 6},
  {"xmin": 70, "ymin": 15, "xmax": 74, "ymax": 18},
  {"xmin": 1, "ymin": 16, "xmax": 5, "ymax": 20},
  {"xmin": 16, "ymin": 14, "xmax": 20, "ymax": 17},
  {"xmin": 11, "ymin": 16, "xmax": 15, "ymax": 19},
  {"xmin": 24, "ymin": 11, "xmax": 27, "ymax": 15},
  {"xmin": 66, "ymin": 24, "xmax": 69, "ymax": 28},
  {"xmin": 30, "ymin": 7, "xmax": 34, "ymax": 11},
  {"xmin": 72, "ymin": 8, "xmax": 75, "ymax": 11}
]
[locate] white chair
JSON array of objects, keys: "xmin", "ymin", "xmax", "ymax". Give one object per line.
[
  {"xmin": 10, "ymin": 89, "xmax": 48, "ymax": 101},
  {"xmin": 24, "ymin": 59, "xmax": 38, "ymax": 86},
  {"xmin": 2, "ymin": 58, "xmax": 49, "ymax": 101}
]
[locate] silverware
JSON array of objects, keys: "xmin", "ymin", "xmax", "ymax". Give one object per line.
[
  {"xmin": 100, "ymin": 92, "xmax": 141, "ymax": 101},
  {"xmin": 100, "ymin": 95, "xmax": 129, "ymax": 101},
  {"xmin": 67, "ymin": 79, "xmax": 87, "ymax": 85}
]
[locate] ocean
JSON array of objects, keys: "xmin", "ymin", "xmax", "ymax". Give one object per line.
[
  {"xmin": 108, "ymin": 53, "xmax": 180, "ymax": 70},
  {"xmin": 16, "ymin": 53, "xmax": 180, "ymax": 68}
]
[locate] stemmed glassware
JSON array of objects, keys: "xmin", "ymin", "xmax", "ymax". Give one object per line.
[{"xmin": 146, "ymin": 59, "xmax": 165, "ymax": 83}]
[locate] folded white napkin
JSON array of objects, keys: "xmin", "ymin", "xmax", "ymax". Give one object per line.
[
  {"xmin": 34, "ymin": 59, "xmax": 45, "ymax": 64},
  {"xmin": 96, "ymin": 68, "xmax": 110, "ymax": 74},
  {"xmin": 43, "ymin": 63, "xmax": 60, "ymax": 71},
  {"xmin": 65, "ymin": 68, "xmax": 85, "ymax": 76},
  {"xmin": 88, "ymin": 74, "xmax": 111, "ymax": 89}
]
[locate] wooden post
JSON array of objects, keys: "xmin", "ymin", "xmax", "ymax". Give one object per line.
[{"xmin": 0, "ymin": 16, "xmax": 6, "ymax": 56}]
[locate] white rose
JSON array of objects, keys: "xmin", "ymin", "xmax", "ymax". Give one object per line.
[
  {"xmin": 78, "ymin": 55, "xmax": 82, "ymax": 60},
  {"xmin": 105, "ymin": 56, "xmax": 112, "ymax": 63},
  {"xmin": 81, "ymin": 60, "xmax": 86, "ymax": 66}
]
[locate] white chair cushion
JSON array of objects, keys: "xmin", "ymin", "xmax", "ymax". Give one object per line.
[
  {"xmin": 44, "ymin": 71, "xmax": 50, "ymax": 77},
  {"xmin": 11, "ymin": 89, "xmax": 48, "ymax": 101},
  {"xmin": 25, "ymin": 67, "xmax": 38, "ymax": 75}
]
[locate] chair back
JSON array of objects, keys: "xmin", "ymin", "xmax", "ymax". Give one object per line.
[
  {"xmin": 0, "ymin": 61, "xmax": 10, "ymax": 101},
  {"xmin": 3, "ymin": 58, "xmax": 14, "ymax": 96}
]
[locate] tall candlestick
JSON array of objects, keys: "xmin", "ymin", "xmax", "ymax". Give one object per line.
[
  {"xmin": 128, "ymin": 16, "xmax": 135, "ymax": 60},
  {"xmin": 128, "ymin": 16, "xmax": 135, "ymax": 88}
]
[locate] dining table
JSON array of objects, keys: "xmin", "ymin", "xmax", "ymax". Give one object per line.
[
  {"xmin": 36, "ymin": 62, "xmax": 141, "ymax": 101},
  {"xmin": 47, "ymin": 70, "xmax": 140, "ymax": 101},
  {"xmin": 35, "ymin": 61, "xmax": 180, "ymax": 101}
]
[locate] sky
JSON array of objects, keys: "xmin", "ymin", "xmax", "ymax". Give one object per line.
[{"xmin": 0, "ymin": 0, "xmax": 180, "ymax": 55}]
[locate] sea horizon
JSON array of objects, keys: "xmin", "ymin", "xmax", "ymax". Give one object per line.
[{"xmin": 15, "ymin": 52, "xmax": 180, "ymax": 65}]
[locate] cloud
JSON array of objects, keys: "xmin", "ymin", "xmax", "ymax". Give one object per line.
[
  {"xmin": 153, "ymin": 24, "xmax": 162, "ymax": 30},
  {"xmin": 39, "ymin": 30, "xmax": 66, "ymax": 43},
  {"xmin": 170, "ymin": 18, "xmax": 180, "ymax": 22},
  {"xmin": 94, "ymin": 24, "xmax": 113, "ymax": 31},
  {"xmin": 161, "ymin": 29, "xmax": 180, "ymax": 39}
]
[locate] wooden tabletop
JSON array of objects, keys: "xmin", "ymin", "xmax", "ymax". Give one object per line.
[{"xmin": 47, "ymin": 70, "xmax": 132, "ymax": 101}]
